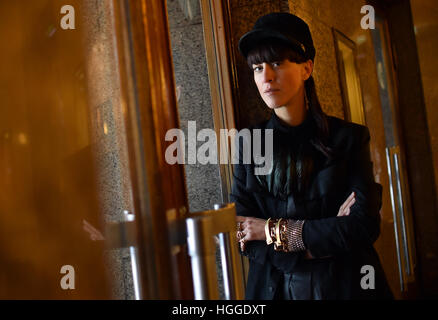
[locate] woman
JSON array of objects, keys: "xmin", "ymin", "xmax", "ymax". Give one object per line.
[{"xmin": 231, "ymin": 12, "xmax": 393, "ymax": 299}]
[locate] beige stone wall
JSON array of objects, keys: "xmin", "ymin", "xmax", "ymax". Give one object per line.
[
  {"xmin": 287, "ymin": 1, "xmax": 388, "ymax": 182},
  {"xmin": 82, "ymin": 0, "xmax": 135, "ymax": 299}
]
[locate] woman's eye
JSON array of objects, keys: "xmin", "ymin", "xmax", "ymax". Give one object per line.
[
  {"xmin": 253, "ymin": 65, "xmax": 263, "ymax": 72},
  {"xmin": 272, "ymin": 61, "xmax": 281, "ymax": 67}
]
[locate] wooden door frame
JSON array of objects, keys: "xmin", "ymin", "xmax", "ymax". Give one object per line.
[{"xmin": 199, "ymin": 0, "xmax": 237, "ymax": 203}]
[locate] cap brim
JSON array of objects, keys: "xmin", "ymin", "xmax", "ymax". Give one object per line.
[{"xmin": 238, "ymin": 29, "xmax": 306, "ymax": 58}]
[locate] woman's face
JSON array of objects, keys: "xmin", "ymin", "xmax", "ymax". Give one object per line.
[{"xmin": 252, "ymin": 59, "xmax": 312, "ymax": 110}]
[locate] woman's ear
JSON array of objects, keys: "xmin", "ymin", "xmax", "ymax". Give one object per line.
[{"xmin": 302, "ymin": 59, "xmax": 313, "ymax": 81}]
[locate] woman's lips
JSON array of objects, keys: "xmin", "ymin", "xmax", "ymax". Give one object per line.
[{"xmin": 264, "ymin": 89, "xmax": 280, "ymax": 96}]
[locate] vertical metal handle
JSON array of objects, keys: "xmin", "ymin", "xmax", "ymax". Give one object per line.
[
  {"xmin": 214, "ymin": 203, "xmax": 245, "ymax": 300},
  {"xmin": 386, "ymin": 146, "xmax": 416, "ymax": 292},
  {"xmin": 186, "ymin": 215, "xmax": 219, "ymax": 299},
  {"xmin": 186, "ymin": 203, "xmax": 244, "ymax": 300},
  {"xmin": 214, "ymin": 203, "xmax": 244, "ymax": 300},
  {"xmin": 386, "ymin": 148, "xmax": 405, "ymax": 291},
  {"xmin": 393, "ymin": 153, "xmax": 411, "ymax": 276},
  {"xmin": 214, "ymin": 203, "xmax": 233, "ymax": 299},
  {"xmin": 123, "ymin": 210, "xmax": 142, "ymax": 300},
  {"xmin": 217, "ymin": 232, "xmax": 232, "ymax": 299},
  {"xmin": 224, "ymin": 226, "xmax": 245, "ymax": 300}
]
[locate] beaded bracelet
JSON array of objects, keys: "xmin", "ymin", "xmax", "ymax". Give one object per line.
[{"xmin": 284, "ymin": 219, "xmax": 306, "ymax": 252}]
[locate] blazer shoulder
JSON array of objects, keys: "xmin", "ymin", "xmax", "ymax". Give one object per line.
[
  {"xmin": 327, "ymin": 115, "xmax": 368, "ymax": 132},
  {"xmin": 327, "ymin": 116, "xmax": 370, "ymax": 149}
]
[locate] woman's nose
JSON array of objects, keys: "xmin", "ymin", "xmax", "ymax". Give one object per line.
[{"xmin": 262, "ymin": 64, "xmax": 275, "ymax": 82}]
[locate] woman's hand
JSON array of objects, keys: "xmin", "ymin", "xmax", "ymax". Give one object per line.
[{"xmin": 236, "ymin": 216, "xmax": 266, "ymax": 251}]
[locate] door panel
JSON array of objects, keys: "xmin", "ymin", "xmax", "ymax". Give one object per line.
[{"xmin": 0, "ymin": 0, "xmax": 189, "ymax": 299}]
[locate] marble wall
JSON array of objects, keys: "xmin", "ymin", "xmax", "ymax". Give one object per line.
[
  {"xmin": 167, "ymin": 0, "xmax": 223, "ymax": 213},
  {"xmin": 82, "ymin": 0, "xmax": 135, "ymax": 299}
]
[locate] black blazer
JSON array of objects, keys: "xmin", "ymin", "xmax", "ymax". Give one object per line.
[{"xmin": 230, "ymin": 114, "xmax": 393, "ymax": 299}]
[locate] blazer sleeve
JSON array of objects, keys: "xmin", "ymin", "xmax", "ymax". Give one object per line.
[{"xmin": 302, "ymin": 126, "xmax": 382, "ymax": 258}]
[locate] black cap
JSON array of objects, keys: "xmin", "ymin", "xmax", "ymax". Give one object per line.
[{"xmin": 238, "ymin": 12, "xmax": 315, "ymax": 61}]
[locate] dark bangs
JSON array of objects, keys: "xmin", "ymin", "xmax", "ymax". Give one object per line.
[{"xmin": 247, "ymin": 41, "xmax": 307, "ymax": 68}]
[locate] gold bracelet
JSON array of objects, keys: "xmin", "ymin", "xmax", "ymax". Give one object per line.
[
  {"xmin": 265, "ymin": 218, "xmax": 273, "ymax": 245},
  {"xmin": 275, "ymin": 218, "xmax": 283, "ymax": 247},
  {"xmin": 280, "ymin": 219, "xmax": 288, "ymax": 251},
  {"xmin": 273, "ymin": 219, "xmax": 290, "ymax": 252},
  {"xmin": 270, "ymin": 219, "xmax": 277, "ymax": 244}
]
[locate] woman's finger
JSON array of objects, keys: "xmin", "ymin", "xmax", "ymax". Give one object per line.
[
  {"xmin": 338, "ymin": 192, "xmax": 355, "ymax": 216},
  {"xmin": 339, "ymin": 202, "xmax": 353, "ymax": 216},
  {"xmin": 240, "ymin": 230, "xmax": 252, "ymax": 251},
  {"xmin": 342, "ymin": 192, "xmax": 355, "ymax": 209},
  {"xmin": 342, "ymin": 196, "xmax": 356, "ymax": 215},
  {"xmin": 239, "ymin": 231, "xmax": 247, "ymax": 251}
]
